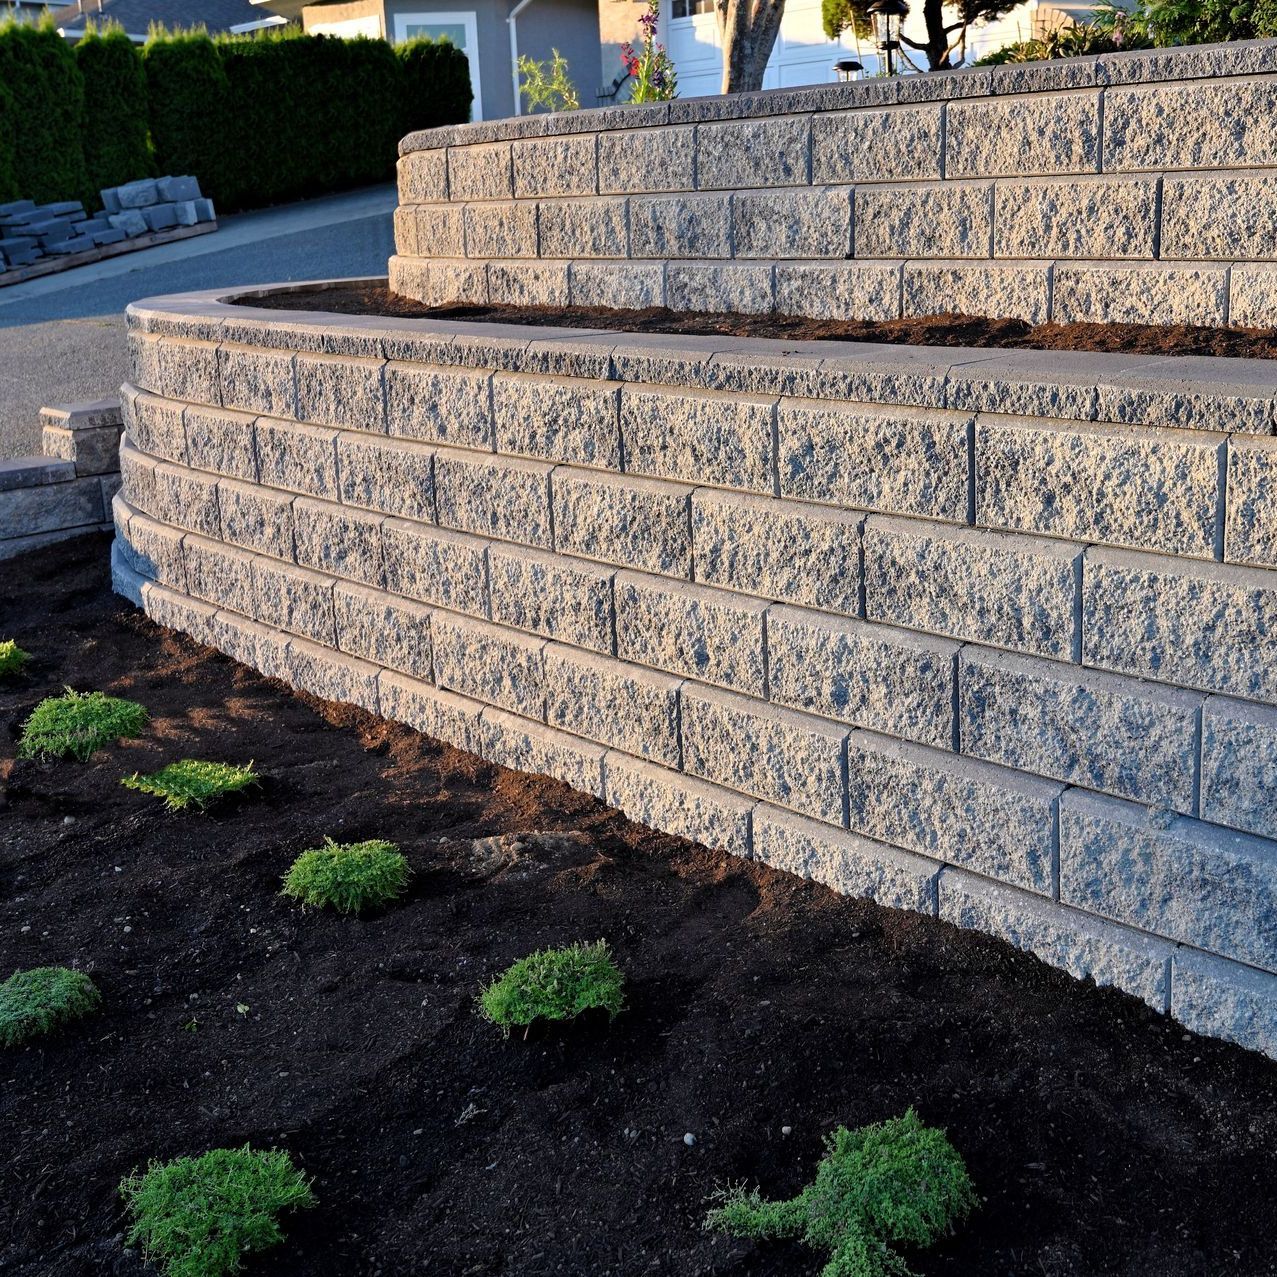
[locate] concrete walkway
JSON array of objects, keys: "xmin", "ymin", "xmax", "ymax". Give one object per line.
[{"xmin": 0, "ymin": 184, "xmax": 396, "ymax": 459}]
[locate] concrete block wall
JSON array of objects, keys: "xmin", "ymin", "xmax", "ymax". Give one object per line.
[
  {"xmin": 109, "ymin": 288, "xmax": 1277, "ymax": 1059},
  {"xmin": 391, "ymin": 38, "xmax": 1277, "ymax": 328}
]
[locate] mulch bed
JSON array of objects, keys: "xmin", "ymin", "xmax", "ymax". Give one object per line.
[
  {"xmin": 3, "ymin": 533, "xmax": 1277, "ymax": 1277},
  {"xmin": 242, "ymin": 282, "xmax": 1277, "ymax": 360}
]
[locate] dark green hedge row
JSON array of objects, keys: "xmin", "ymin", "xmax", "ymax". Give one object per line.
[{"xmin": 0, "ymin": 19, "xmax": 471, "ymax": 212}]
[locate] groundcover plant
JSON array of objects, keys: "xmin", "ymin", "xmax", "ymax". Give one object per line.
[
  {"xmin": 706, "ymin": 1109, "xmax": 977, "ymax": 1277},
  {"xmin": 0, "ymin": 638, "xmax": 30, "ymax": 677},
  {"xmin": 280, "ymin": 837, "xmax": 410, "ymax": 914},
  {"xmin": 120, "ymin": 1145, "xmax": 316, "ymax": 1277},
  {"xmin": 121, "ymin": 759, "xmax": 260, "ymax": 812},
  {"xmin": 0, "ymin": 965, "xmax": 101, "ymax": 1047},
  {"xmin": 478, "ymin": 939, "xmax": 625, "ymax": 1032},
  {"xmin": 17, "ymin": 688, "xmax": 147, "ymax": 760}
]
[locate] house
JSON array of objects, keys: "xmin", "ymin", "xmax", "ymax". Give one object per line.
[
  {"xmin": 49, "ymin": 0, "xmax": 287, "ymax": 40},
  {"xmin": 254, "ymin": 0, "xmax": 601, "ymax": 121}
]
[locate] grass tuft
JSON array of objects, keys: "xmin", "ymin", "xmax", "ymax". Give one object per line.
[
  {"xmin": 18, "ymin": 688, "xmax": 148, "ymax": 761},
  {"xmin": 0, "ymin": 639, "xmax": 31, "ymax": 678},
  {"xmin": 122, "ymin": 759, "xmax": 260, "ymax": 812},
  {"xmin": 280, "ymin": 837, "xmax": 410, "ymax": 914},
  {"xmin": 0, "ymin": 966, "xmax": 101, "ymax": 1047},
  {"xmin": 120, "ymin": 1145, "xmax": 316, "ymax": 1277},
  {"xmin": 705, "ymin": 1108, "xmax": 977, "ymax": 1277},
  {"xmin": 478, "ymin": 940, "xmax": 625, "ymax": 1032}
]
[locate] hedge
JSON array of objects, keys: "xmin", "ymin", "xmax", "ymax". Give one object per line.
[
  {"xmin": 399, "ymin": 36, "xmax": 475, "ymax": 132},
  {"xmin": 77, "ymin": 24, "xmax": 152, "ymax": 197}
]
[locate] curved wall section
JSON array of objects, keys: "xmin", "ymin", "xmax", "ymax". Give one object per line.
[{"xmin": 391, "ymin": 38, "xmax": 1277, "ymax": 328}]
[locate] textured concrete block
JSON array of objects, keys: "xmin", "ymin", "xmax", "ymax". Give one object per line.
[
  {"xmin": 960, "ymin": 646, "xmax": 1200, "ymax": 812},
  {"xmin": 294, "ymin": 353, "xmax": 385, "ymax": 431},
  {"xmin": 946, "ymin": 91, "xmax": 1100, "ymax": 177},
  {"xmin": 182, "ymin": 533, "xmax": 253, "ymax": 614},
  {"xmin": 432, "ymin": 612, "xmax": 545, "ymax": 718},
  {"xmin": 293, "ymin": 497, "xmax": 384, "ymax": 587},
  {"xmin": 604, "ymin": 751, "xmax": 752, "ymax": 857},
  {"xmin": 217, "ymin": 477, "xmax": 293, "ymax": 560},
  {"xmin": 464, "ymin": 201, "xmax": 538, "ymax": 259},
  {"xmin": 480, "ymin": 709, "xmax": 605, "ymax": 797},
  {"xmin": 1226, "ymin": 436, "xmax": 1277, "ymax": 568},
  {"xmin": 204, "ymin": 609, "xmax": 287, "ymax": 679},
  {"xmin": 1060, "ymin": 788, "xmax": 1277, "ymax": 972},
  {"xmin": 1230, "ymin": 264, "xmax": 1277, "ymax": 328},
  {"xmin": 865, "ymin": 517, "xmax": 1082, "ymax": 660},
  {"xmin": 775, "ymin": 261, "xmax": 902, "ymax": 322},
  {"xmin": 615, "ymin": 572, "xmax": 767, "ymax": 695},
  {"xmin": 1053, "ymin": 264, "xmax": 1229, "ymax": 327},
  {"xmin": 447, "ymin": 142, "xmax": 512, "ymax": 202},
  {"xmin": 111, "ymin": 541, "xmax": 145, "ymax": 606},
  {"xmin": 1094, "ymin": 366, "xmax": 1277, "ymax": 437},
  {"xmin": 994, "ymin": 176, "xmax": 1156, "ymax": 259},
  {"xmin": 946, "ymin": 358, "xmax": 1097, "ymax": 422},
  {"xmin": 382, "ymin": 518, "xmax": 488, "ymax": 616},
  {"xmin": 287, "ymin": 636, "xmax": 380, "ymax": 713},
  {"xmin": 598, "ymin": 125, "xmax": 694, "ymax": 194},
  {"xmin": 254, "ymin": 418, "xmax": 338, "ymax": 498},
  {"xmin": 123, "ymin": 388, "xmax": 186, "ymax": 463},
  {"xmin": 1161, "ymin": 172, "xmax": 1277, "ymax": 261},
  {"xmin": 753, "ymin": 804, "xmax": 939, "ymax": 914},
  {"xmin": 513, "ymin": 133, "xmax": 597, "ymax": 198},
  {"xmin": 553, "ymin": 469, "xmax": 692, "ymax": 577},
  {"xmin": 630, "ymin": 194, "xmax": 731, "ymax": 258},
  {"xmin": 252, "ymin": 557, "xmax": 335, "ymax": 645},
  {"xmin": 855, "ymin": 183, "xmax": 991, "ymax": 259},
  {"xmin": 183, "ymin": 404, "xmax": 256, "ymax": 481},
  {"xmin": 336, "ymin": 432, "xmax": 435, "ymax": 523},
  {"xmin": 811, "ymin": 105, "xmax": 942, "ymax": 184},
  {"xmin": 118, "ymin": 509, "xmax": 186, "ymax": 589},
  {"xmin": 1083, "ymin": 548, "xmax": 1277, "ymax": 702},
  {"xmin": 903, "ymin": 261, "xmax": 1051, "ymax": 324},
  {"xmin": 385, "ymin": 362, "xmax": 492, "ymax": 450},
  {"xmin": 731, "ymin": 187, "xmax": 851, "ymax": 260},
  {"xmin": 976, "ymin": 417, "xmax": 1221, "ymax": 558},
  {"xmin": 779, "ymin": 400, "xmax": 969, "ymax": 522},
  {"xmin": 487, "ymin": 261, "xmax": 570, "ymax": 307},
  {"xmin": 120, "ymin": 439, "xmax": 158, "ymax": 519},
  {"xmin": 435, "ymin": 451, "xmax": 551, "ymax": 548},
  {"xmin": 545, "ymin": 644, "xmax": 681, "ymax": 766},
  {"xmin": 850, "ymin": 731, "xmax": 1059, "ymax": 893},
  {"xmin": 333, "ymin": 580, "xmax": 433, "ymax": 681},
  {"xmin": 398, "ymin": 204, "xmax": 464, "ymax": 257},
  {"xmin": 769, "ymin": 606, "xmax": 957, "ymax": 749},
  {"xmin": 41, "ymin": 422, "xmax": 121, "ymax": 477},
  {"xmin": 939, "ymin": 868, "xmax": 1171, "ymax": 1011},
  {"xmin": 379, "ymin": 671, "xmax": 482, "ymax": 753},
  {"xmin": 492, "ymin": 373, "xmax": 621, "ymax": 468},
  {"xmin": 698, "ymin": 116, "xmax": 809, "ymax": 190},
  {"xmin": 1172, "ymin": 949, "xmax": 1277, "ymax": 1058},
  {"xmin": 538, "ymin": 197, "xmax": 627, "ymax": 258},
  {"xmin": 141, "ymin": 582, "xmax": 219, "ymax": 646},
  {"xmin": 152, "ymin": 462, "xmax": 219, "ymax": 538},
  {"xmin": 386, "ymin": 254, "xmax": 433, "ymax": 304},
  {"xmin": 489, "ymin": 543, "xmax": 613, "ymax": 653},
  {"xmin": 218, "ymin": 343, "xmax": 294, "ymax": 418},
  {"xmin": 692, "ymin": 489, "xmax": 862, "ymax": 614},
  {"xmin": 131, "ymin": 336, "xmax": 220, "ymax": 406},
  {"xmin": 398, "ymin": 148, "xmax": 449, "ymax": 203},
  {"xmin": 681, "ymin": 685, "xmax": 846, "ymax": 825},
  {"xmin": 426, "ymin": 258, "xmax": 490, "ymax": 306},
  {"xmin": 666, "ymin": 263, "xmax": 775, "ymax": 314},
  {"xmin": 570, "ymin": 261, "xmax": 665, "ymax": 309},
  {"xmin": 621, "ymin": 385, "xmax": 775, "ymax": 494},
  {"xmin": 1201, "ymin": 695, "xmax": 1277, "ymax": 839}
]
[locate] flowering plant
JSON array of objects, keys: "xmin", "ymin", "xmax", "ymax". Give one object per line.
[{"xmin": 621, "ymin": 0, "xmax": 677, "ymax": 102}]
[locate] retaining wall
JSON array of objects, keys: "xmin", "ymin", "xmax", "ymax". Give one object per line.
[
  {"xmin": 391, "ymin": 38, "xmax": 1277, "ymax": 329},
  {"xmin": 112, "ymin": 286, "xmax": 1277, "ymax": 1058}
]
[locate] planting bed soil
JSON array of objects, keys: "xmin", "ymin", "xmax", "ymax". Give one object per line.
[
  {"xmin": 5, "ymin": 534, "xmax": 1277, "ymax": 1277},
  {"xmin": 245, "ymin": 282, "xmax": 1277, "ymax": 360}
]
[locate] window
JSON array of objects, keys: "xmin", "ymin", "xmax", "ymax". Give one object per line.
[
  {"xmin": 671, "ymin": 0, "xmax": 714, "ymax": 16},
  {"xmin": 393, "ymin": 12, "xmax": 484, "ymax": 119}
]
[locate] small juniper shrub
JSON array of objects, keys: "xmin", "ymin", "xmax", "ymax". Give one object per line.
[
  {"xmin": 120, "ymin": 1145, "xmax": 316, "ymax": 1277},
  {"xmin": 478, "ymin": 940, "xmax": 625, "ymax": 1033},
  {"xmin": 0, "ymin": 638, "xmax": 30, "ymax": 677},
  {"xmin": 706, "ymin": 1109, "xmax": 977, "ymax": 1277},
  {"xmin": 0, "ymin": 966, "xmax": 101, "ymax": 1047},
  {"xmin": 280, "ymin": 837, "xmax": 410, "ymax": 914},
  {"xmin": 122, "ymin": 759, "xmax": 259, "ymax": 811},
  {"xmin": 18, "ymin": 688, "xmax": 148, "ymax": 760}
]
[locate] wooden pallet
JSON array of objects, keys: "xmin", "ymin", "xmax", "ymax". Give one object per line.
[{"xmin": 0, "ymin": 220, "xmax": 219, "ymax": 288}]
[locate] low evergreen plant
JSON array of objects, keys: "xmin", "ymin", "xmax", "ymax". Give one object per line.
[
  {"xmin": 0, "ymin": 638, "xmax": 30, "ymax": 677},
  {"xmin": 0, "ymin": 965, "xmax": 101, "ymax": 1047},
  {"xmin": 280, "ymin": 837, "xmax": 409, "ymax": 914},
  {"xmin": 122, "ymin": 759, "xmax": 259, "ymax": 811},
  {"xmin": 18, "ymin": 688, "xmax": 147, "ymax": 760},
  {"xmin": 478, "ymin": 940, "xmax": 625, "ymax": 1032}
]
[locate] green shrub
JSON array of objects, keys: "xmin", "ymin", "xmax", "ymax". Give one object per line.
[
  {"xmin": 0, "ymin": 639, "xmax": 30, "ymax": 677},
  {"xmin": 0, "ymin": 62, "xmax": 17, "ymax": 204},
  {"xmin": 144, "ymin": 29, "xmax": 230, "ymax": 203},
  {"xmin": 706, "ymin": 1109, "xmax": 977, "ymax": 1277},
  {"xmin": 121, "ymin": 759, "xmax": 259, "ymax": 811},
  {"xmin": 281, "ymin": 837, "xmax": 410, "ymax": 914},
  {"xmin": 478, "ymin": 940, "xmax": 625, "ymax": 1032},
  {"xmin": 398, "ymin": 35, "xmax": 473, "ymax": 132},
  {"xmin": 120, "ymin": 1145, "xmax": 316, "ymax": 1277},
  {"xmin": 18, "ymin": 689, "xmax": 148, "ymax": 761},
  {"xmin": 76, "ymin": 23, "xmax": 152, "ymax": 199},
  {"xmin": 0, "ymin": 966, "xmax": 101, "ymax": 1047}
]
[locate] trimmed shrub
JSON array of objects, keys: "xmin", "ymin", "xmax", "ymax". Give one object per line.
[
  {"xmin": 0, "ymin": 66, "xmax": 17, "ymax": 205},
  {"xmin": 18, "ymin": 689, "xmax": 148, "ymax": 760},
  {"xmin": 0, "ymin": 966, "xmax": 101, "ymax": 1047},
  {"xmin": 0, "ymin": 639, "xmax": 30, "ymax": 678},
  {"xmin": 398, "ymin": 36, "xmax": 473, "ymax": 132},
  {"xmin": 122, "ymin": 759, "xmax": 259, "ymax": 811},
  {"xmin": 478, "ymin": 940, "xmax": 625, "ymax": 1032},
  {"xmin": 706, "ymin": 1109, "xmax": 977, "ymax": 1277},
  {"xmin": 281, "ymin": 837, "xmax": 410, "ymax": 914},
  {"xmin": 76, "ymin": 23, "xmax": 152, "ymax": 198},
  {"xmin": 121, "ymin": 1145, "xmax": 315, "ymax": 1277}
]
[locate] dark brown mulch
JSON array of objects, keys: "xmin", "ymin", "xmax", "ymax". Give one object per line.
[
  {"xmin": 3, "ymin": 534, "xmax": 1277, "ymax": 1277},
  {"xmin": 239, "ymin": 281, "xmax": 1277, "ymax": 360}
]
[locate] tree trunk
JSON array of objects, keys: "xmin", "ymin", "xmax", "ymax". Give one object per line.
[{"xmin": 716, "ymin": 0, "xmax": 786, "ymax": 94}]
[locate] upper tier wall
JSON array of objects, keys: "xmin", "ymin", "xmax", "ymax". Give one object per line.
[{"xmin": 391, "ymin": 38, "xmax": 1277, "ymax": 329}]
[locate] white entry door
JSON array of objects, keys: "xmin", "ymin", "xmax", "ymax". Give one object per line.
[{"xmin": 393, "ymin": 11, "xmax": 484, "ymax": 119}]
